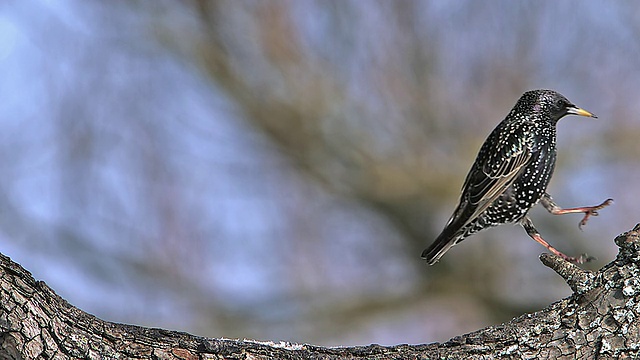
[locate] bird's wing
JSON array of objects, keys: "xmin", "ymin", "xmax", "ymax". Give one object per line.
[
  {"xmin": 423, "ymin": 122, "xmax": 535, "ymax": 264},
  {"xmin": 459, "ymin": 125, "xmax": 534, "ymax": 226}
]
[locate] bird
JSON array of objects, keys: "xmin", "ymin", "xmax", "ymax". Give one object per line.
[{"xmin": 422, "ymin": 89, "xmax": 613, "ymax": 265}]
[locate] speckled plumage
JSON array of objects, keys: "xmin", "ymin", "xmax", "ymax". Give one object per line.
[{"xmin": 423, "ymin": 90, "xmax": 612, "ymax": 265}]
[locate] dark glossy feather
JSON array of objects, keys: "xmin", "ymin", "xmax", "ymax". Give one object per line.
[
  {"xmin": 422, "ymin": 89, "xmax": 588, "ymax": 265},
  {"xmin": 422, "ymin": 120, "xmax": 535, "ymax": 264}
]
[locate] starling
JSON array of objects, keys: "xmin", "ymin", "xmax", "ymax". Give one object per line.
[{"xmin": 422, "ymin": 90, "xmax": 613, "ymax": 265}]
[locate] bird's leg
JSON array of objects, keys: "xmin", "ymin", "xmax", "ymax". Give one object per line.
[
  {"xmin": 540, "ymin": 193, "xmax": 613, "ymax": 230},
  {"xmin": 520, "ymin": 216, "xmax": 593, "ymax": 264}
]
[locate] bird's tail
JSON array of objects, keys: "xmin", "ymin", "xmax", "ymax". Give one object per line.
[{"xmin": 421, "ymin": 228, "xmax": 463, "ymax": 265}]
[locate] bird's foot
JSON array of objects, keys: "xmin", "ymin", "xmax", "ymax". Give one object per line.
[
  {"xmin": 522, "ymin": 219, "xmax": 597, "ymax": 264},
  {"xmin": 577, "ymin": 198, "xmax": 614, "ymax": 230},
  {"xmin": 562, "ymin": 253, "xmax": 596, "ymax": 264}
]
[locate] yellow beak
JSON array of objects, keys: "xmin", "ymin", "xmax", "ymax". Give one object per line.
[{"xmin": 568, "ymin": 106, "xmax": 597, "ymax": 119}]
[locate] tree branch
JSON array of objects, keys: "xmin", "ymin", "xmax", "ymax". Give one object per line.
[{"xmin": 2, "ymin": 224, "xmax": 640, "ymax": 359}]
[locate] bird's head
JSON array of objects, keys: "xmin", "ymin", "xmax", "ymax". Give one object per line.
[{"xmin": 519, "ymin": 89, "xmax": 597, "ymax": 123}]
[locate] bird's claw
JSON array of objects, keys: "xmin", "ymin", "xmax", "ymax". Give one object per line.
[
  {"xmin": 577, "ymin": 198, "xmax": 614, "ymax": 230},
  {"xmin": 578, "ymin": 214, "xmax": 595, "ymax": 230},
  {"xmin": 562, "ymin": 253, "xmax": 596, "ymax": 264},
  {"xmin": 574, "ymin": 253, "xmax": 597, "ymax": 264}
]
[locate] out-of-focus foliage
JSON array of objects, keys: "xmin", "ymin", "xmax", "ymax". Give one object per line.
[{"xmin": 0, "ymin": 0, "xmax": 638, "ymax": 346}]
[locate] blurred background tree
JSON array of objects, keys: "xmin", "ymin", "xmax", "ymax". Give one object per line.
[{"xmin": 0, "ymin": 0, "xmax": 638, "ymax": 346}]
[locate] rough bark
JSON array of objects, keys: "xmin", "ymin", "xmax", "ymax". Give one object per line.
[{"xmin": 2, "ymin": 225, "xmax": 640, "ymax": 359}]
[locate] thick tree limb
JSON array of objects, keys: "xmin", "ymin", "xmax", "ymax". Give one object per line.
[{"xmin": 2, "ymin": 225, "xmax": 640, "ymax": 359}]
